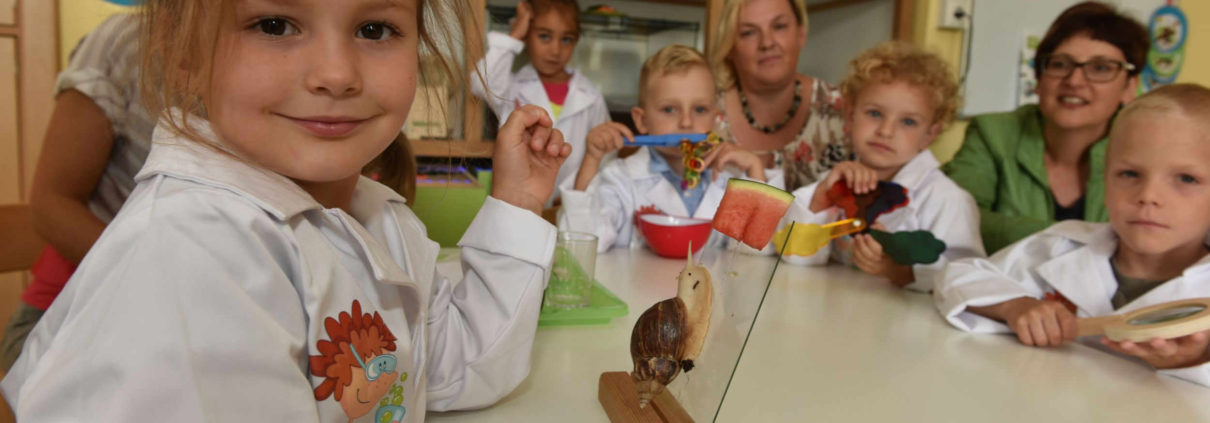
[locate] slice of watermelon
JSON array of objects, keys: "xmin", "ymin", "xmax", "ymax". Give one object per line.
[{"xmin": 712, "ymin": 179, "xmax": 796, "ymax": 248}]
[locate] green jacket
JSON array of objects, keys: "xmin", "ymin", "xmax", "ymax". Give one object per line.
[{"xmin": 943, "ymin": 104, "xmax": 1109, "ymax": 253}]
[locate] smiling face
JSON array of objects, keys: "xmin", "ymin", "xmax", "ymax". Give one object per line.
[
  {"xmin": 1106, "ymin": 110, "xmax": 1210, "ymax": 258},
  {"xmin": 847, "ymin": 80, "xmax": 941, "ymax": 180},
  {"xmin": 727, "ymin": 0, "xmax": 805, "ymax": 88},
  {"xmin": 1035, "ymin": 34, "xmax": 1138, "ymax": 134},
  {"xmin": 338, "ymin": 363, "xmax": 399, "ymax": 419},
  {"xmin": 206, "ymin": 0, "xmax": 418, "ymax": 188},
  {"xmin": 525, "ymin": 9, "xmax": 578, "ymax": 82}
]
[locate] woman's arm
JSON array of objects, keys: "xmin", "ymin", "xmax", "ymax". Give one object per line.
[{"xmin": 28, "ymin": 90, "xmax": 116, "ymax": 264}]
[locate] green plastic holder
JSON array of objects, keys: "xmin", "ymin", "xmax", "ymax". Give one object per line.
[{"xmin": 538, "ymin": 280, "xmax": 628, "ymax": 327}]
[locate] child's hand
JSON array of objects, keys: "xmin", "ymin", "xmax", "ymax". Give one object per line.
[
  {"xmin": 809, "ymin": 161, "xmax": 878, "ymax": 212},
  {"xmin": 492, "ymin": 105, "xmax": 572, "ymax": 215},
  {"xmin": 1102, "ymin": 331, "xmax": 1210, "ymax": 369},
  {"xmin": 584, "ymin": 122, "xmax": 632, "ymax": 161},
  {"xmin": 852, "ymin": 225, "xmax": 913, "ymax": 287},
  {"xmin": 509, "ymin": 1, "xmax": 533, "ymax": 40},
  {"xmin": 703, "ymin": 143, "xmax": 767, "ymax": 183},
  {"xmin": 996, "ymin": 297, "xmax": 1079, "ymax": 347}
]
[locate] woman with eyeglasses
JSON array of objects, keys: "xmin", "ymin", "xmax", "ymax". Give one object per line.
[{"xmin": 943, "ymin": 2, "xmax": 1147, "ymax": 253}]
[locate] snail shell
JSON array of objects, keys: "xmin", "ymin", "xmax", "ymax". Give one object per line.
[{"xmin": 630, "ymin": 298, "xmax": 687, "ymax": 408}]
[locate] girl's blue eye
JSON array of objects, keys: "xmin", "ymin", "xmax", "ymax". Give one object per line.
[
  {"xmin": 902, "ymin": 118, "xmax": 917, "ymax": 127},
  {"xmin": 255, "ymin": 18, "xmax": 296, "ymax": 36},
  {"xmin": 740, "ymin": 30, "xmax": 755, "ymax": 38},
  {"xmin": 695, "ymin": 106, "xmax": 709, "ymax": 114},
  {"xmin": 662, "ymin": 106, "xmax": 676, "ymax": 114},
  {"xmin": 866, "ymin": 110, "xmax": 881, "ymax": 118},
  {"xmin": 1118, "ymin": 170, "xmax": 1139, "ymax": 178},
  {"xmin": 1179, "ymin": 174, "xmax": 1198, "ymax": 184},
  {"xmin": 539, "ymin": 33, "xmax": 551, "ymax": 41},
  {"xmin": 357, "ymin": 22, "xmax": 394, "ymax": 41},
  {"xmin": 561, "ymin": 36, "xmax": 575, "ymax": 45}
]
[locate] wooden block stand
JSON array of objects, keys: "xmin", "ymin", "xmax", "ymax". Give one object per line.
[{"xmin": 598, "ymin": 372, "xmax": 694, "ymax": 423}]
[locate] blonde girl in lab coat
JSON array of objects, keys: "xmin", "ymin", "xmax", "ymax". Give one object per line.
[
  {"xmin": 936, "ymin": 84, "xmax": 1210, "ymax": 387},
  {"xmin": 1, "ymin": 0, "xmax": 572, "ymax": 421},
  {"xmin": 559, "ymin": 44, "xmax": 773, "ymax": 252},
  {"xmin": 471, "ymin": 0, "xmax": 609, "ymax": 205},
  {"xmin": 782, "ymin": 41, "xmax": 985, "ymax": 292}
]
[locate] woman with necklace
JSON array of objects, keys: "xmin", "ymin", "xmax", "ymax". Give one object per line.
[{"xmin": 709, "ymin": 0, "xmax": 849, "ymax": 192}]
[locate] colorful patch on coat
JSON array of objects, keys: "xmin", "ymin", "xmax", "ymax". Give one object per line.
[{"xmin": 310, "ymin": 300, "xmax": 407, "ymax": 422}]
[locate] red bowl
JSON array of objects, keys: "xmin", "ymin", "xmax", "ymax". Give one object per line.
[{"xmin": 636, "ymin": 214, "xmax": 712, "ymax": 258}]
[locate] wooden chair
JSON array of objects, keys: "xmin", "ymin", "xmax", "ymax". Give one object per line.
[
  {"xmin": 0, "ymin": 204, "xmax": 42, "ymax": 273},
  {"xmin": 0, "ymin": 204, "xmax": 41, "ymax": 422}
]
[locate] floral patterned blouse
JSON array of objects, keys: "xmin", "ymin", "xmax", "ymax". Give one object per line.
[{"xmin": 714, "ymin": 77, "xmax": 852, "ymax": 192}]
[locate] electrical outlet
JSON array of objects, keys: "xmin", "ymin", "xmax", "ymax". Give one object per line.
[{"xmin": 939, "ymin": 0, "xmax": 972, "ymax": 30}]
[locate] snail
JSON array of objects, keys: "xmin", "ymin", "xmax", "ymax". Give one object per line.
[{"xmin": 629, "ymin": 244, "xmax": 713, "ymax": 408}]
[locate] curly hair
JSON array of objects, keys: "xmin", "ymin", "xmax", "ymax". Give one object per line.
[
  {"xmin": 309, "ymin": 300, "xmax": 399, "ymax": 401},
  {"xmin": 840, "ymin": 41, "xmax": 961, "ymax": 126},
  {"xmin": 638, "ymin": 44, "xmax": 710, "ymax": 106}
]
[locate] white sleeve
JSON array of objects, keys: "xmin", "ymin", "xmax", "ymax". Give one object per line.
[
  {"xmin": 423, "ymin": 197, "xmax": 557, "ymax": 411},
  {"xmin": 2, "ymin": 189, "xmax": 318, "ymax": 422},
  {"xmin": 56, "ymin": 13, "xmax": 140, "ymax": 129},
  {"xmin": 905, "ymin": 184, "xmax": 987, "ymax": 293},
  {"xmin": 933, "ymin": 235, "xmax": 1051, "ymax": 333},
  {"xmin": 558, "ymin": 165, "xmax": 631, "ymax": 253},
  {"xmin": 1159, "ymin": 363, "xmax": 1210, "ymax": 388},
  {"xmin": 470, "ymin": 32, "xmax": 525, "ymax": 119}
]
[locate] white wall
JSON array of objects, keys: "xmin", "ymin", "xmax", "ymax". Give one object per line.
[{"xmin": 798, "ymin": 0, "xmax": 896, "ymax": 85}]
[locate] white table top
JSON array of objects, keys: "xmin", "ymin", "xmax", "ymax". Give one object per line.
[{"xmin": 430, "ymin": 248, "xmax": 1210, "ymax": 422}]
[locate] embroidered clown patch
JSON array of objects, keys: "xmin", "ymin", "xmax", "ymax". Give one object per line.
[{"xmin": 310, "ymin": 300, "xmax": 409, "ymax": 422}]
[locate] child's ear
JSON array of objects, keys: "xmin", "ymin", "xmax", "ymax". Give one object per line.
[
  {"xmin": 631, "ymin": 106, "xmax": 649, "ymax": 135},
  {"xmin": 920, "ymin": 122, "xmax": 943, "ymax": 151}
]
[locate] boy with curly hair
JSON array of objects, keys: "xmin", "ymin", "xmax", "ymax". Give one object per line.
[{"xmin": 783, "ymin": 41, "xmax": 985, "ymax": 291}]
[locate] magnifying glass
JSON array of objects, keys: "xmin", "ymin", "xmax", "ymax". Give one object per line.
[
  {"xmin": 773, "ymin": 218, "xmax": 865, "ymax": 257},
  {"xmin": 1077, "ymin": 298, "xmax": 1210, "ymax": 342}
]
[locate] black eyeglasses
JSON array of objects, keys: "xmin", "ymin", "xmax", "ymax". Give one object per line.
[{"xmin": 1039, "ymin": 55, "xmax": 1135, "ymax": 82}]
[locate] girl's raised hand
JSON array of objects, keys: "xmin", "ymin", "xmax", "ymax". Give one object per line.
[
  {"xmin": 510, "ymin": 1, "xmax": 533, "ymax": 40},
  {"xmin": 492, "ymin": 105, "xmax": 572, "ymax": 215}
]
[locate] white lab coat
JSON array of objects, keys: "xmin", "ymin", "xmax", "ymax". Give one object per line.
[
  {"xmin": 557, "ymin": 147, "xmax": 785, "ymax": 253},
  {"xmin": 0, "ymin": 118, "xmax": 557, "ymax": 422},
  {"xmin": 781, "ymin": 150, "xmax": 985, "ymax": 292},
  {"xmin": 471, "ymin": 31, "xmax": 610, "ymax": 206},
  {"xmin": 936, "ymin": 220, "xmax": 1210, "ymax": 387}
]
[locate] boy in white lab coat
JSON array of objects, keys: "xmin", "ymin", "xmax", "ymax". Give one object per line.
[
  {"xmin": 471, "ymin": 0, "xmax": 609, "ymax": 206},
  {"xmin": 558, "ymin": 44, "xmax": 772, "ymax": 252},
  {"xmin": 936, "ymin": 83, "xmax": 1210, "ymax": 387},
  {"xmin": 782, "ymin": 42, "xmax": 984, "ymax": 292}
]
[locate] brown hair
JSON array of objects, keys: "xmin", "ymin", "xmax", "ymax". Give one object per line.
[
  {"xmin": 529, "ymin": 0, "xmax": 581, "ymax": 34},
  {"xmin": 840, "ymin": 41, "xmax": 961, "ymax": 126},
  {"xmin": 708, "ymin": 0, "xmax": 808, "ymax": 91},
  {"xmin": 362, "ymin": 133, "xmax": 418, "ymax": 205},
  {"xmin": 1034, "ymin": 2, "xmax": 1147, "ymax": 80},
  {"xmin": 638, "ymin": 44, "xmax": 711, "ymax": 107},
  {"xmin": 1111, "ymin": 83, "xmax": 1210, "ymax": 144},
  {"xmin": 140, "ymin": 0, "xmax": 475, "ymax": 187}
]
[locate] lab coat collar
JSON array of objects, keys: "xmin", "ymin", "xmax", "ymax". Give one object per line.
[
  {"xmin": 890, "ymin": 150, "xmax": 940, "ymax": 192},
  {"xmin": 1035, "ymin": 222, "xmax": 1210, "ymax": 315},
  {"xmin": 514, "ymin": 65, "xmax": 600, "ymax": 122},
  {"xmin": 622, "ymin": 147, "xmax": 728, "ymax": 220},
  {"xmin": 136, "ymin": 113, "xmax": 413, "ymax": 286}
]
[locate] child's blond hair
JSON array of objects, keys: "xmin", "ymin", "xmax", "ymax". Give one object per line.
[
  {"xmin": 638, "ymin": 44, "xmax": 711, "ymax": 107},
  {"xmin": 840, "ymin": 41, "xmax": 960, "ymax": 126},
  {"xmin": 1111, "ymin": 83, "xmax": 1210, "ymax": 143}
]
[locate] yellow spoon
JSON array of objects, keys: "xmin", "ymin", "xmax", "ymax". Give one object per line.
[{"xmin": 772, "ymin": 218, "xmax": 866, "ymax": 257}]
